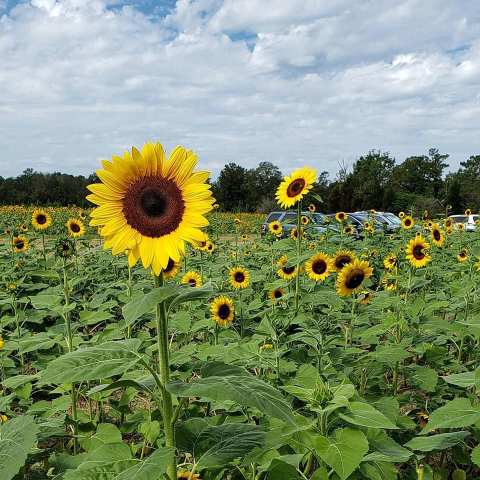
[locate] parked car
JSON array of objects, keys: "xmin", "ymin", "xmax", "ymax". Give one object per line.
[
  {"xmin": 351, "ymin": 211, "xmax": 401, "ymax": 233},
  {"xmin": 449, "ymin": 214, "xmax": 479, "ymax": 232},
  {"xmin": 261, "ymin": 211, "xmax": 329, "ymax": 237}
]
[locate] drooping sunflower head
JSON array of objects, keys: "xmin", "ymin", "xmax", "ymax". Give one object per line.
[
  {"xmin": 181, "ymin": 271, "xmax": 202, "ymax": 288},
  {"xmin": 358, "ymin": 291, "xmax": 373, "ymax": 305},
  {"xmin": 308, "ymin": 203, "xmax": 316, "ymax": 212},
  {"xmin": 423, "ymin": 210, "xmax": 429, "ymax": 220},
  {"xmin": 305, "ymin": 252, "xmax": 332, "ymax": 282},
  {"xmin": 210, "ymin": 295, "xmax": 234, "ymax": 327},
  {"xmin": 275, "ymin": 167, "xmax": 317, "ymax": 208},
  {"xmin": 465, "ymin": 208, "xmax": 472, "ymax": 216},
  {"xmin": 229, "ymin": 266, "xmax": 250, "ymax": 289},
  {"xmin": 457, "ymin": 248, "xmax": 468, "ymax": 262},
  {"xmin": 290, "ymin": 226, "xmax": 305, "ymax": 241},
  {"xmin": 163, "ymin": 258, "xmax": 181, "ymax": 279},
  {"xmin": 335, "ymin": 211, "xmax": 347, "ymax": 222},
  {"xmin": 269, "ymin": 287, "xmax": 285, "ymax": 301},
  {"xmin": 12, "ymin": 235, "xmax": 29, "ymax": 253},
  {"xmin": 87, "ymin": 142, "xmax": 214, "ymax": 275},
  {"xmin": 268, "ymin": 220, "xmax": 283, "ymax": 236},
  {"xmin": 383, "ymin": 253, "xmax": 398, "ymax": 270},
  {"xmin": 336, "ymin": 259, "xmax": 373, "ymax": 297},
  {"xmin": 333, "ymin": 250, "xmax": 356, "ymax": 272},
  {"xmin": 66, "ymin": 218, "xmax": 85, "ymax": 238},
  {"xmin": 405, "ymin": 235, "xmax": 431, "ymax": 268},
  {"xmin": 276, "ymin": 255, "xmax": 298, "ymax": 280},
  {"xmin": 55, "ymin": 238, "xmax": 76, "ymax": 259},
  {"xmin": 32, "ymin": 209, "xmax": 52, "ymax": 231},
  {"xmin": 402, "ymin": 215, "xmax": 414, "ymax": 229},
  {"xmin": 430, "ymin": 224, "xmax": 445, "ymax": 247},
  {"xmin": 301, "ymin": 215, "xmax": 310, "ymax": 225}
]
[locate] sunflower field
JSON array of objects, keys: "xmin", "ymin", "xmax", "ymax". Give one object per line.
[{"xmin": 1, "ymin": 143, "xmax": 480, "ymax": 480}]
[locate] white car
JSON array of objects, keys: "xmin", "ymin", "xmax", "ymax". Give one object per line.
[{"xmin": 449, "ymin": 214, "xmax": 479, "ymax": 232}]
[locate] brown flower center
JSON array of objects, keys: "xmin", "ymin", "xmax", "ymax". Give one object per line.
[
  {"xmin": 36, "ymin": 214, "xmax": 47, "ymax": 225},
  {"xmin": 234, "ymin": 271, "xmax": 245, "ymax": 283},
  {"xmin": 15, "ymin": 240, "xmax": 24, "ymax": 249},
  {"xmin": 70, "ymin": 223, "xmax": 81, "ymax": 233},
  {"xmin": 164, "ymin": 258, "xmax": 175, "ymax": 273},
  {"xmin": 218, "ymin": 304, "xmax": 231, "ymax": 320},
  {"xmin": 274, "ymin": 289, "xmax": 283, "ymax": 298},
  {"xmin": 404, "ymin": 219, "xmax": 411, "ymax": 226},
  {"xmin": 312, "ymin": 259, "xmax": 327, "ymax": 275},
  {"xmin": 122, "ymin": 176, "xmax": 185, "ymax": 237},
  {"xmin": 188, "ymin": 278, "xmax": 197, "ymax": 287},
  {"xmin": 286, "ymin": 178, "xmax": 306, "ymax": 197},
  {"xmin": 282, "ymin": 266, "xmax": 295, "ymax": 275},
  {"xmin": 413, "ymin": 244, "xmax": 425, "ymax": 260},
  {"xmin": 335, "ymin": 255, "xmax": 351, "ymax": 269},
  {"xmin": 345, "ymin": 269, "xmax": 365, "ymax": 289},
  {"xmin": 433, "ymin": 229, "xmax": 440, "ymax": 241}
]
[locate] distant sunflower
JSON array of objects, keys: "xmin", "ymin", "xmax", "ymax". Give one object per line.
[
  {"xmin": 32, "ymin": 209, "xmax": 52, "ymax": 231},
  {"xmin": 290, "ymin": 227, "xmax": 305, "ymax": 241},
  {"xmin": 55, "ymin": 238, "xmax": 75, "ymax": 258},
  {"xmin": 305, "ymin": 252, "xmax": 332, "ymax": 282},
  {"xmin": 86, "ymin": 142, "xmax": 214, "ymax": 275},
  {"xmin": 276, "ymin": 255, "xmax": 298, "ymax": 280},
  {"xmin": 268, "ymin": 220, "xmax": 282, "ymax": 236},
  {"xmin": 383, "ymin": 253, "xmax": 398, "ymax": 270},
  {"xmin": 344, "ymin": 225, "xmax": 354, "ymax": 236},
  {"xmin": 177, "ymin": 471, "xmax": 200, "ymax": 480},
  {"xmin": 79, "ymin": 210, "xmax": 87, "ymax": 220},
  {"xmin": 4, "ymin": 229, "xmax": 11, "ymax": 236},
  {"xmin": 163, "ymin": 258, "xmax": 180, "ymax": 279},
  {"xmin": 66, "ymin": 218, "xmax": 85, "ymax": 238},
  {"xmin": 381, "ymin": 276, "xmax": 397, "ymax": 291},
  {"xmin": 398, "ymin": 211, "xmax": 405, "ymax": 218},
  {"xmin": 275, "ymin": 167, "xmax": 317, "ymax": 208},
  {"xmin": 228, "ymin": 266, "xmax": 250, "ymax": 289},
  {"xmin": 430, "ymin": 224, "xmax": 445, "ymax": 247},
  {"xmin": 20, "ymin": 224, "xmax": 28, "ymax": 233},
  {"xmin": 335, "ymin": 211, "xmax": 347, "ymax": 222},
  {"xmin": 333, "ymin": 250, "xmax": 356, "ymax": 272},
  {"xmin": 205, "ymin": 241, "xmax": 215, "ymax": 253},
  {"xmin": 12, "ymin": 235, "xmax": 28, "ymax": 253},
  {"xmin": 307, "ymin": 241, "xmax": 317, "ymax": 250},
  {"xmin": 269, "ymin": 287, "xmax": 285, "ymax": 301},
  {"xmin": 457, "ymin": 223, "xmax": 465, "ymax": 231},
  {"xmin": 301, "ymin": 215, "xmax": 310, "ymax": 225},
  {"xmin": 210, "ymin": 295, "xmax": 234, "ymax": 327},
  {"xmin": 308, "ymin": 203, "xmax": 316, "ymax": 212},
  {"xmin": 405, "ymin": 235, "xmax": 431, "ymax": 268},
  {"xmin": 181, "ymin": 271, "xmax": 202, "ymax": 288},
  {"xmin": 465, "ymin": 208, "xmax": 472, "ymax": 215},
  {"xmin": 457, "ymin": 249, "xmax": 468, "ymax": 262},
  {"xmin": 241, "ymin": 234, "xmax": 248, "ymax": 241},
  {"xmin": 401, "ymin": 215, "xmax": 414, "ymax": 229},
  {"xmin": 336, "ymin": 259, "xmax": 373, "ymax": 297},
  {"xmin": 474, "ymin": 257, "xmax": 480, "ymax": 271},
  {"xmin": 359, "ymin": 291, "xmax": 373, "ymax": 304},
  {"xmin": 426, "ymin": 220, "xmax": 433, "ymax": 229},
  {"xmin": 444, "ymin": 218, "xmax": 452, "ymax": 229}
]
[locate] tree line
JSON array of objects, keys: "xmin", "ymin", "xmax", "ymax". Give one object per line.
[{"xmin": 1, "ymin": 149, "xmax": 479, "ymax": 214}]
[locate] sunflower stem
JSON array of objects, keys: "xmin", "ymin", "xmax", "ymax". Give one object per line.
[
  {"xmin": 154, "ymin": 273, "xmax": 176, "ymax": 480},
  {"xmin": 294, "ymin": 201, "xmax": 302, "ymax": 315},
  {"xmin": 42, "ymin": 233, "xmax": 47, "ymax": 270},
  {"xmin": 62, "ymin": 258, "xmax": 78, "ymax": 454}
]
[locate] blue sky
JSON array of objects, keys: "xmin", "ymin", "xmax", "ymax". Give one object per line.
[{"xmin": 0, "ymin": 0, "xmax": 479, "ymax": 178}]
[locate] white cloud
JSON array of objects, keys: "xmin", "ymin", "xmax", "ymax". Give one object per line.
[{"xmin": 0, "ymin": 0, "xmax": 479, "ymax": 178}]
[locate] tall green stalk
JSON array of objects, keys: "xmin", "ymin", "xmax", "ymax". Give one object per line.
[
  {"xmin": 42, "ymin": 233, "xmax": 47, "ymax": 270},
  {"xmin": 294, "ymin": 201, "xmax": 302, "ymax": 314},
  {"xmin": 154, "ymin": 273, "xmax": 176, "ymax": 480},
  {"xmin": 62, "ymin": 258, "xmax": 78, "ymax": 454}
]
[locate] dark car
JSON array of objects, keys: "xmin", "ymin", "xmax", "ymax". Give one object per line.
[{"xmin": 261, "ymin": 211, "xmax": 329, "ymax": 237}]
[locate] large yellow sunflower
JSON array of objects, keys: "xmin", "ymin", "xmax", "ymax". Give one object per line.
[
  {"xmin": 305, "ymin": 252, "xmax": 332, "ymax": 282},
  {"xmin": 430, "ymin": 223, "xmax": 445, "ymax": 247},
  {"xmin": 210, "ymin": 295, "xmax": 234, "ymax": 327},
  {"xmin": 181, "ymin": 271, "xmax": 202, "ymax": 288},
  {"xmin": 401, "ymin": 215, "xmax": 414, "ymax": 229},
  {"xmin": 163, "ymin": 258, "xmax": 181, "ymax": 279},
  {"xmin": 276, "ymin": 255, "xmax": 298, "ymax": 280},
  {"xmin": 66, "ymin": 218, "xmax": 85, "ymax": 238},
  {"xmin": 405, "ymin": 235, "xmax": 431, "ymax": 268},
  {"xmin": 87, "ymin": 142, "xmax": 214, "ymax": 275},
  {"xmin": 275, "ymin": 167, "xmax": 317, "ymax": 208},
  {"xmin": 228, "ymin": 266, "xmax": 250, "ymax": 289},
  {"xmin": 12, "ymin": 235, "xmax": 29, "ymax": 253},
  {"xmin": 336, "ymin": 259, "xmax": 373, "ymax": 296},
  {"xmin": 268, "ymin": 220, "xmax": 283, "ymax": 236},
  {"xmin": 32, "ymin": 209, "xmax": 52, "ymax": 231},
  {"xmin": 333, "ymin": 250, "xmax": 356, "ymax": 272}
]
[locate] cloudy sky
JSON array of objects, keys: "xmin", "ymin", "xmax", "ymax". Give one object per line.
[{"xmin": 1, "ymin": 0, "xmax": 479, "ymax": 178}]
